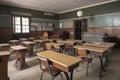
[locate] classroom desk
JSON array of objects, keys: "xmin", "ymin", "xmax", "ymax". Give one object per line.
[
  {"xmin": 45, "ymin": 43, "xmax": 65, "ymax": 52},
  {"xmin": 66, "ymin": 39, "xmax": 84, "ymax": 44},
  {"xmin": 28, "ymin": 37, "xmax": 37, "ymax": 41},
  {"xmin": 37, "ymin": 50, "xmax": 82, "ymax": 80},
  {"xmin": 0, "ymin": 43, "xmax": 10, "ymax": 51},
  {"xmin": 34, "ymin": 39, "xmax": 50, "ymax": 43},
  {"xmin": 74, "ymin": 45, "xmax": 109, "ymax": 78},
  {"xmin": 57, "ymin": 40, "xmax": 78, "ymax": 55},
  {"xmin": 57, "ymin": 40, "xmax": 77, "ymax": 45},
  {"xmin": 10, "ymin": 45, "xmax": 28, "ymax": 70},
  {"xmin": 83, "ymin": 42, "xmax": 115, "ymax": 65},
  {"xmin": 8, "ymin": 40, "xmax": 20, "ymax": 46},
  {"xmin": 34, "ymin": 39, "xmax": 50, "ymax": 50},
  {"xmin": 83, "ymin": 42, "xmax": 115, "ymax": 48},
  {"xmin": 0, "ymin": 51, "xmax": 10, "ymax": 80},
  {"xmin": 21, "ymin": 41, "xmax": 35, "ymax": 56},
  {"xmin": 49, "ymin": 38, "xmax": 62, "ymax": 42},
  {"xmin": 19, "ymin": 38, "xmax": 28, "ymax": 42}
]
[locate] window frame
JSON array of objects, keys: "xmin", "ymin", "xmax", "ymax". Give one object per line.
[{"xmin": 13, "ymin": 15, "xmax": 30, "ymax": 34}]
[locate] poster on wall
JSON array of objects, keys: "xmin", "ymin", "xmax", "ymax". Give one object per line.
[
  {"xmin": 31, "ymin": 22, "xmax": 54, "ymax": 31},
  {"xmin": 41, "ymin": 23, "xmax": 46, "ymax": 31},
  {"xmin": 48, "ymin": 23, "xmax": 53, "ymax": 31},
  {"xmin": 31, "ymin": 23, "xmax": 39, "ymax": 31},
  {"xmin": 36, "ymin": 23, "xmax": 42, "ymax": 31}
]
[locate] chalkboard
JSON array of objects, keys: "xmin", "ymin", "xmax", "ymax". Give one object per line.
[
  {"xmin": 0, "ymin": 14, "xmax": 12, "ymax": 27},
  {"xmin": 88, "ymin": 13, "xmax": 120, "ymax": 27}
]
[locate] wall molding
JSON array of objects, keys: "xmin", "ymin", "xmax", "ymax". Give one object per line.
[{"xmin": 59, "ymin": 12, "xmax": 120, "ymax": 21}]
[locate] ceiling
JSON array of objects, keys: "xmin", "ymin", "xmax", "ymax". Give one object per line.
[{"xmin": 0, "ymin": 0, "xmax": 118, "ymax": 13}]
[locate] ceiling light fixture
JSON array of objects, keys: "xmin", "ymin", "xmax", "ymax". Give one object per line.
[{"xmin": 77, "ymin": 10, "xmax": 83, "ymax": 17}]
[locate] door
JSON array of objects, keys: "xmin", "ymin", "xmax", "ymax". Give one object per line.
[{"xmin": 74, "ymin": 19, "xmax": 87, "ymax": 39}]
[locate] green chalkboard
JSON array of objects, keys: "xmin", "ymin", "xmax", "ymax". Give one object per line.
[
  {"xmin": 88, "ymin": 13, "xmax": 120, "ymax": 27},
  {"xmin": 0, "ymin": 15, "xmax": 12, "ymax": 27}
]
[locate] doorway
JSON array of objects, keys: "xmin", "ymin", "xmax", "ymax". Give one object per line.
[{"xmin": 74, "ymin": 19, "xmax": 87, "ymax": 39}]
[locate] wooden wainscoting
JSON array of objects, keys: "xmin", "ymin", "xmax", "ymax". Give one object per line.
[
  {"xmin": 0, "ymin": 27, "xmax": 12, "ymax": 43},
  {"xmin": 30, "ymin": 31, "xmax": 45, "ymax": 38},
  {"xmin": 30, "ymin": 31, "xmax": 53, "ymax": 39},
  {"xmin": 52, "ymin": 28, "xmax": 74, "ymax": 39}
]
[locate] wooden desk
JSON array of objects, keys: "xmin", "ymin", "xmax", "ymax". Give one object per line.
[
  {"xmin": 34, "ymin": 39, "xmax": 50, "ymax": 50},
  {"xmin": 19, "ymin": 38, "xmax": 28, "ymax": 42},
  {"xmin": 74, "ymin": 45, "xmax": 108, "ymax": 53},
  {"xmin": 0, "ymin": 43, "xmax": 10, "ymax": 51},
  {"xmin": 0, "ymin": 51, "xmax": 10, "ymax": 80},
  {"xmin": 57, "ymin": 40, "xmax": 78, "ymax": 55},
  {"xmin": 10, "ymin": 45, "xmax": 28, "ymax": 70},
  {"xmin": 83, "ymin": 42, "xmax": 115, "ymax": 66},
  {"xmin": 74, "ymin": 45, "xmax": 109, "ymax": 78},
  {"xmin": 37, "ymin": 50, "xmax": 82, "ymax": 80},
  {"xmin": 28, "ymin": 37, "xmax": 37, "ymax": 41},
  {"xmin": 48, "ymin": 38, "xmax": 62, "ymax": 42},
  {"xmin": 83, "ymin": 43, "xmax": 110, "ymax": 48},
  {"xmin": 66, "ymin": 39, "xmax": 84, "ymax": 44},
  {"xmin": 57, "ymin": 40, "xmax": 76, "ymax": 45},
  {"xmin": 21, "ymin": 41, "xmax": 35, "ymax": 56},
  {"xmin": 8, "ymin": 40, "xmax": 20, "ymax": 46},
  {"xmin": 87, "ymin": 42, "xmax": 115, "ymax": 48},
  {"xmin": 34, "ymin": 39, "xmax": 50, "ymax": 43},
  {"xmin": 45, "ymin": 43, "xmax": 65, "ymax": 52}
]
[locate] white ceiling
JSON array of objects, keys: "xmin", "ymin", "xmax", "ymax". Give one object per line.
[{"xmin": 0, "ymin": 0, "xmax": 118, "ymax": 13}]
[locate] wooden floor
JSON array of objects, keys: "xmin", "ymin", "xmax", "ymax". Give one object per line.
[{"xmin": 8, "ymin": 48, "xmax": 120, "ymax": 80}]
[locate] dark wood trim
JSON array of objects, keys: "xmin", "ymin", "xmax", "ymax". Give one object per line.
[{"xmin": 0, "ymin": 27, "xmax": 12, "ymax": 43}]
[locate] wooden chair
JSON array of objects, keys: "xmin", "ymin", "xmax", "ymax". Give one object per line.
[
  {"xmin": 64, "ymin": 45, "xmax": 73, "ymax": 55},
  {"xmin": 33, "ymin": 42, "xmax": 45, "ymax": 54},
  {"xmin": 45, "ymin": 44, "xmax": 53, "ymax": 50},
  {"xmin": 77, "ymin": 49, "xmax": 93, "ymax": 76},
  {"xmin": 38, "ymin": 56, "xmax": 63, "ymax": 80},
  {"xmin": 51, "ymin": 45, "xmax": 63, "ymax": 53}
]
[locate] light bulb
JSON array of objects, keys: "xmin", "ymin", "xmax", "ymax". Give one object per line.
[{"xmin": 77, "ymin": 10, "xmax": 83, "ymax": 17}]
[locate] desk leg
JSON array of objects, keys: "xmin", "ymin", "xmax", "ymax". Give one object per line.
[
  {"xmin": 69, "ymin": 69, "xmax": 74, "ymax": 80},
  {"xmin": 64, "ymin": 72, "xmax": 69, "ymax": 80},
  {"xmin": 64, "ymin": 69, "xmax": 74, "ymax": 80},
  {"xmin": 99, "ymin": 56, "xmax": 106, "ymax": 78},
  {"xmin": 28, "ymin": 45, "xmax": 35, "ymax": 56},
  {"xmin": 17, "ymin": 50, "xmax": 29, "ymax": 70},
  {"xmin": 61, "ymin": 45, "xmax": 65, "ymax": 53},
  {"xmin": 105, "ymin": 49, "xmax": 111, "ymax": 66}
]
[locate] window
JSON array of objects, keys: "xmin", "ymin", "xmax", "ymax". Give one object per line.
[{"xmin": 13, "ymin": 16, "xmax": 30, "ymax": 33}]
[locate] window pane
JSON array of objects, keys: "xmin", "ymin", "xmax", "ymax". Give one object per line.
[
  {"xmin": 22, "ymin": 18, "xmax": 25, "ymax": 22},
  {"xmin": 22, "ymin": 17, "xmax": 29, "ymax": 26},
  {"xmin": 22, "ymin": 30, "xmax": 26, "ymax": 33},
  {"xmin": 15, "ymin": 17, "xmax": 20, "ymax": 21},
  {"xmin": 22, "ymin": 21, "xmax": 26, "ymax": 25},
  {"xmin": 13, "ymin": 16, "xmax": 30, "ymax": 33},
  {"xmin": 25, "ymin": 26, "xmax": 29, "ymax": 29},
  {"xmin": 15, "ymin": 17, "xmax": 20, "ymax": 24},
  {"xmin": 25, "ymin": 21, "xmax": 29, "ymax": 25},
  {"xmin": 16, "ymin": 25, "xmax": 21, "ymax": 29},
  {"xmin": 15, "ymin": 29, "xmax": 21, "ymax": 33},
  {"xmin": 25, "ymin": 18, "xmax": 28, "ymax": 22},
  {"xmin": 22, "ymin": 26, "xmax": 25, "ymax": 29},
  {"xmin": 26, "ymin": 29, "xmax": 29, "ymax": 32},
  {"xmin": 15, "ymin": 20, "xmax": 20, "ymax": 24}
]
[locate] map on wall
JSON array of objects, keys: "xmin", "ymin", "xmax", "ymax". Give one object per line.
[
  {"xmin": 31, "ymin": 23, "xmax": 39, "ymax": 31},
  {"xmin": 31, "ymin": 22, "xmax": 54, "ymax": 31}
]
